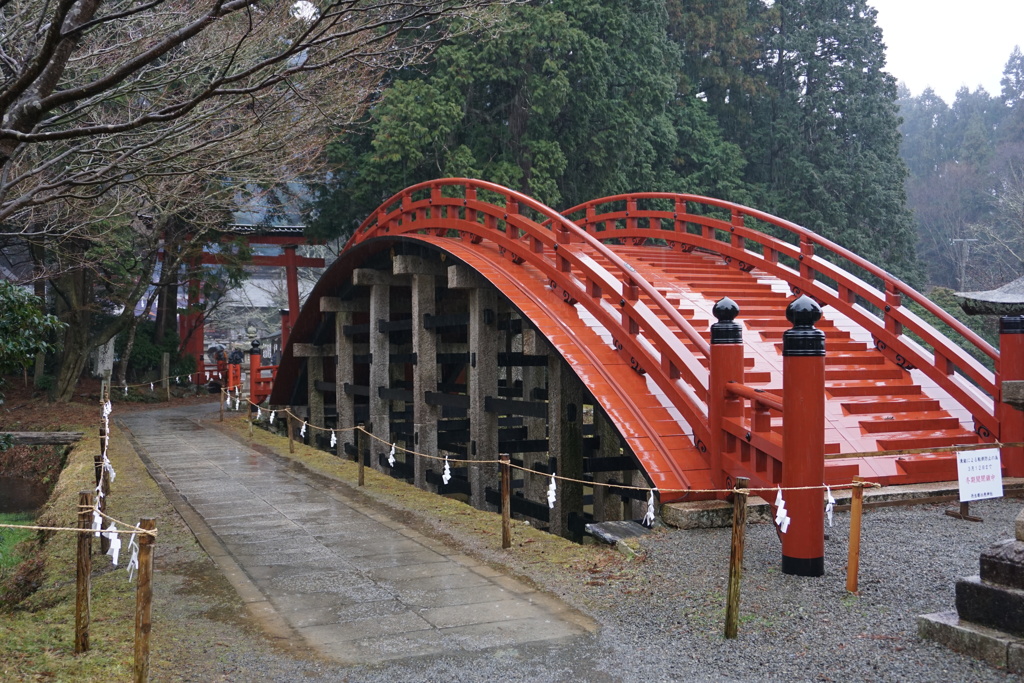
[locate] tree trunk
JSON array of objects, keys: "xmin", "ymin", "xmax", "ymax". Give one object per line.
[
  {"xmin": 115, "ymin": 316, "xmax": 139, "ymax": 386},
  {"xmin": 55, "ymin": 329, "xmax": 92, "ymax": 402}
]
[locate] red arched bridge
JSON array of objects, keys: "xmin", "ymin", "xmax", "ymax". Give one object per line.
[{"xmin": 265, "ymin": 178, "xmax": 1022, "ymax": 544}]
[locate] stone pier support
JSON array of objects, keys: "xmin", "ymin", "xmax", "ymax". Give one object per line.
[
  {"xmin": 548, "ymin": 356, "xmax": 584, "ymax": 538},
  {"xmin": 395, "ymin": 255, "xmax": 444, "ymax": 488},
  {"xmin": 322, "ymin": 297, "xmax": 361, "ymax": 458},
  {"xmin": 354, "ymin": 268, "xmax": 401, "ymax": 471},
  {"xmin": 452, "ymin": 265, "xmax": 499, "ymax": 509},
  {"xmin": 592, "ymin": 413, "xmax": 627, "ymax": 522}
]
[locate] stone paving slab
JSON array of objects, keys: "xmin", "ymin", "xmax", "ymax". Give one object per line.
[{"xmin": 119, "ymin": 405, "xmax": 594, "ymax": 664}]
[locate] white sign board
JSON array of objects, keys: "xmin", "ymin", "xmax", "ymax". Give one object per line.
[{"xmin": 957, "ymin": 448, "xmax": 1003, "ymax": 503}]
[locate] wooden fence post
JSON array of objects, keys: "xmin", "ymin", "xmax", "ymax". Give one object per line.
[
  {"xmin": 846, "ymin": 479, "xmax": 864, "ymax": 594},
  {"xmin": 357, "ymin": 423, "xmax": 365, "ymax": 487},
  {"xmin": 288, "ymin": 414, "xmax": 295, "ymax": 453},
  {"xmin": 75, "ymin": 490, "xmax": 93, "ymax": 654},
  {"xmin": 500, "ymin": 454, "xmax": 511, "ymax": 549},
  {"xmin": 134, "ymin": 518, "xmax": 156, "ymax": 683},
  {"xmin": 725, "ymin": 476, "xmax": 749, "ymax": 639}
]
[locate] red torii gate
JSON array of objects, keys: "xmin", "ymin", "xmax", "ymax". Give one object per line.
[{"xmin": 177, "ymin": 229, "xmax": 325, "ymax": 383}]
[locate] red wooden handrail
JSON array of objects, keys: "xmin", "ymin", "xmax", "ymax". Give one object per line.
[
  {"xmin": 561, "ymin": 192, "xmax": 999, "ymax": 438},
  {"xmin": 344, "ymin": 179, "xmax": 718, "ymax": 480},
  {"xmin": 726, "ymin": 382, "xmax": 783, "ymax": 412}
]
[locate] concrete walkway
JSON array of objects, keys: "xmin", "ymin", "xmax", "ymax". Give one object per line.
[{"xmin": 119, "ymin": 404, "xmax": 592, "ymax": 664}]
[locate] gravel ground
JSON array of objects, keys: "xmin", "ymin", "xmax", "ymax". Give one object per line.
[{"xmin": 191, "ymin": 494, "xmax": 1024, "ymax": 682}]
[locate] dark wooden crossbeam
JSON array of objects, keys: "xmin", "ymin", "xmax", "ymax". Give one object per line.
[
  {"xmin": 484, "ymin": 396, "xmax": 547, "ymax": 418},
  {"xmin": 583, "ymin": 456, "xmax": 635, "ymax": 473},
  {"xmin": 425, "ymin": 392, "xmax": 470, "ymax": 408},
  {"xmin": 484, "ymin": 488, "xmax": 550, "ymax": 522},
  {"xmin": 343, "ymin": 383, "xmax": 370, "ymax": 396},
  {"xmin": 497, "ymin": 352, "xmax": 548, "ymax": 367}
]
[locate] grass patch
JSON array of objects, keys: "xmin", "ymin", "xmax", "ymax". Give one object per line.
[
  {"xmin": 0, "ymin": 418, "xmax": 280, "ymax": 682},
  {"xmin": 0, "ymin": 512, "xmax": 34, "ymax": 569}
]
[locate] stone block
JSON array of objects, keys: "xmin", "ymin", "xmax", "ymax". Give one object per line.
[
  {"xmin": 980, "ymin": 538, "xmax": 1024, "ymax": 588},
  {"xmin": 956, "ymin": 575, "xmax": 1024, "ymax": 637},
  {"xmin": 661, "ymin": 497, "xmax": 771, "ymax": 529},
  {"xmin": 1003, "ymin": 380, "xmax": 1024, "ymax": 409},
  {"xmin": 918, "ymin": 611, "xmax": 1012, "ymax": 669},
  {"xmin": 1009, "ymin": 641, "xmax": 1024, "ymax": 673}
]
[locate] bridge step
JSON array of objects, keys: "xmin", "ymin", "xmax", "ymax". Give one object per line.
[
  {"xmin": 825, "ymin": 366, "xmax": 906, "ymax": 381},
  {"xmin": 841, "ymin": 397, "xmax": 944, "ymax": 414},
  {"xmin": 858, "ymin": 415, "xmax": 963, "ymax": 434},
  {"xmin": 826, "ymin": 382, "xmax": 922, "ymax": 397},
  {"xmin": 876, "ymin": 432, "xmax": 980, "ymax": 451}
]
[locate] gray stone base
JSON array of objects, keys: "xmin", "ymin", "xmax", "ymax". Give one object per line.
[
  {"xmin": 661, "ymin": 497, "xmax": 771, "ymax": 529},
  {"xmin": 919, "ymin": 610, "xmax": 1024, "ymax": 672},
  {"xmin": 956, "ymin": 575, "xmax": 1024, "ymax": 637}
]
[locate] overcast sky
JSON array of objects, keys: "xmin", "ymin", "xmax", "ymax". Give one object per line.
[{"xmin": 869, "ymin": 0, "xmax": 1024, "ymax": 103}]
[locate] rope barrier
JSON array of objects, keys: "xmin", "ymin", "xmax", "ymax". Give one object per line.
[{"xmin": 231, "ymin": 399, "xmax": 899, "ymax": 496}]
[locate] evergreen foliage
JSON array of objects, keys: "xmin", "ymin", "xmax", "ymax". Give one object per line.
[{"xmin": 310, "ymin": 0, "xmax": 920, "ymax": 287}]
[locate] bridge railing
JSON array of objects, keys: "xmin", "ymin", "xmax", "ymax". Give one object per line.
[
  {"xmin": 561, "ymin": 193, "xmax": 999, "ymax": 440},
  {"xmin": 345, "ymin": 179, "xmax": 717, "ymax": 465}
]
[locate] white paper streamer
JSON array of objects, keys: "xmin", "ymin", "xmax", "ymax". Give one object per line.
[
  {"xmin": 643, "ymin": 490, "xmax": 656, "ymax": 527},
  {"xmin": 123, "ymin": 384, "xmax": 128, "ymax": 396},
  {"xmin": 825, "ymin": 485, "xmax": 836, "ymax": 527},
  {"xmin": 269, "ymin": 410, "xmax": 276, "ymax": 425},
  {"xmin": 149, "ymin": 382, "xmax": 154, "ymax": 391},
  {"xmin": 547, "ymin": 474, "xmax": 557, "ymax": 509},
  {"xmin": 388, "ymin": 443, "xmax": 396, "ymax": 467},
  {"xmin": 225, "ymin": 394, "xmax": 231, "ymax": 408},
  {"xmin": 103, "ymin": 454, "xmax": 116, "ymax": 483},
  {"xmin": 92, "ymin": 507, "xmax": 103, "ymax": 537},
  {"xmin": 442, "ymin": 455, "xmax": 452, "ymax": 485},
  {"xmin": 330, "ymin": 430, "xmax": 337, "ymax": 448},
  {"xmin": 126, "ymin": 535, "xmax": 139, "ymax": 582},
  {"xmin": 774, "ymin": 487, "xmax": 791, "ymax": 533},
  {"xmin": 299, "ymin": 421, "xmax": 307, "ymax": 437},
  {"xmin": 104, "ymin": 523, "xmax": 122, "ymax": 565},
  {"xmin": 256, "ymin": 406, "xmax": 262, "ymax": 421},
  {"xmin": 234, "ymin": 397, "xmax": 240, "ymax": 411},
  {"xmin": 175, "ymin": 376, "xmax": 180, "ymax": 384}
]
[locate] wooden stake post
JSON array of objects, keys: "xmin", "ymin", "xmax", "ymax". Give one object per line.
[
  {"xmin": 500, "ymin": 455, "xmax": 512, "ymax": 549},
  {"xmin": 134, "ymin": 518, "xmax": 156, "ymax": 683},
  {"xmin": 724, "ymin": 477, "xmax": 749, "ymax": 639},
  {"xmin": 846, "ymin": 479, "xmax": 864, "ymax": 593},
  {"xmin": 357, "ymin": 424, "xmax": 365, "ymax": 487},
  {"xmin": 288, "ymin": 415, "xmax": 295, "ymax": 453},
  {"xmin": 75, "ymin": 490, "xmax": 93, "ymax": 654}
]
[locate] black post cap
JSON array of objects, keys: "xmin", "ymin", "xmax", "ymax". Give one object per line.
[
  {"xmin": 1001, "ymin": 315, "xmax": 1024, "ymax": 335},
  {"xmin": 711, "ymin": 297, "xmax": 742, "ymax": 345},
  {"xmin": 782, "ymin": 295, "xmax": 825, "ymax": 357},
  {"xmin": 251, "ymin": 340, "xmax": 261, "ymax": 351}
]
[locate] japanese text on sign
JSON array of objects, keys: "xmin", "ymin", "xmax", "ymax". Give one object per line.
[{"xmin": 957, "ymin": 448, "xmax": 1003, "ymax": 502}]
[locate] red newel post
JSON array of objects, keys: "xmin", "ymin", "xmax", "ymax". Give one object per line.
[
  {"xmin": 709, "ymin": 297, "xmax": 745, "ymax": 489},
  {"xmin": 999, "ymin": 315, "xmax": 1024, "ymax": 477},
  {"xmin": 249, "ymin": 340, "xmax": 262, "ymax": 407},
  {"xmin": 781, "ymin": 295, "xmax": 825, "ymax": 577}
]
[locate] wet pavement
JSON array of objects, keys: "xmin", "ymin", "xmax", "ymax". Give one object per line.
[{"xmin": 119, "ymin": 404, "xmax": 592, "ymax": 664}]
